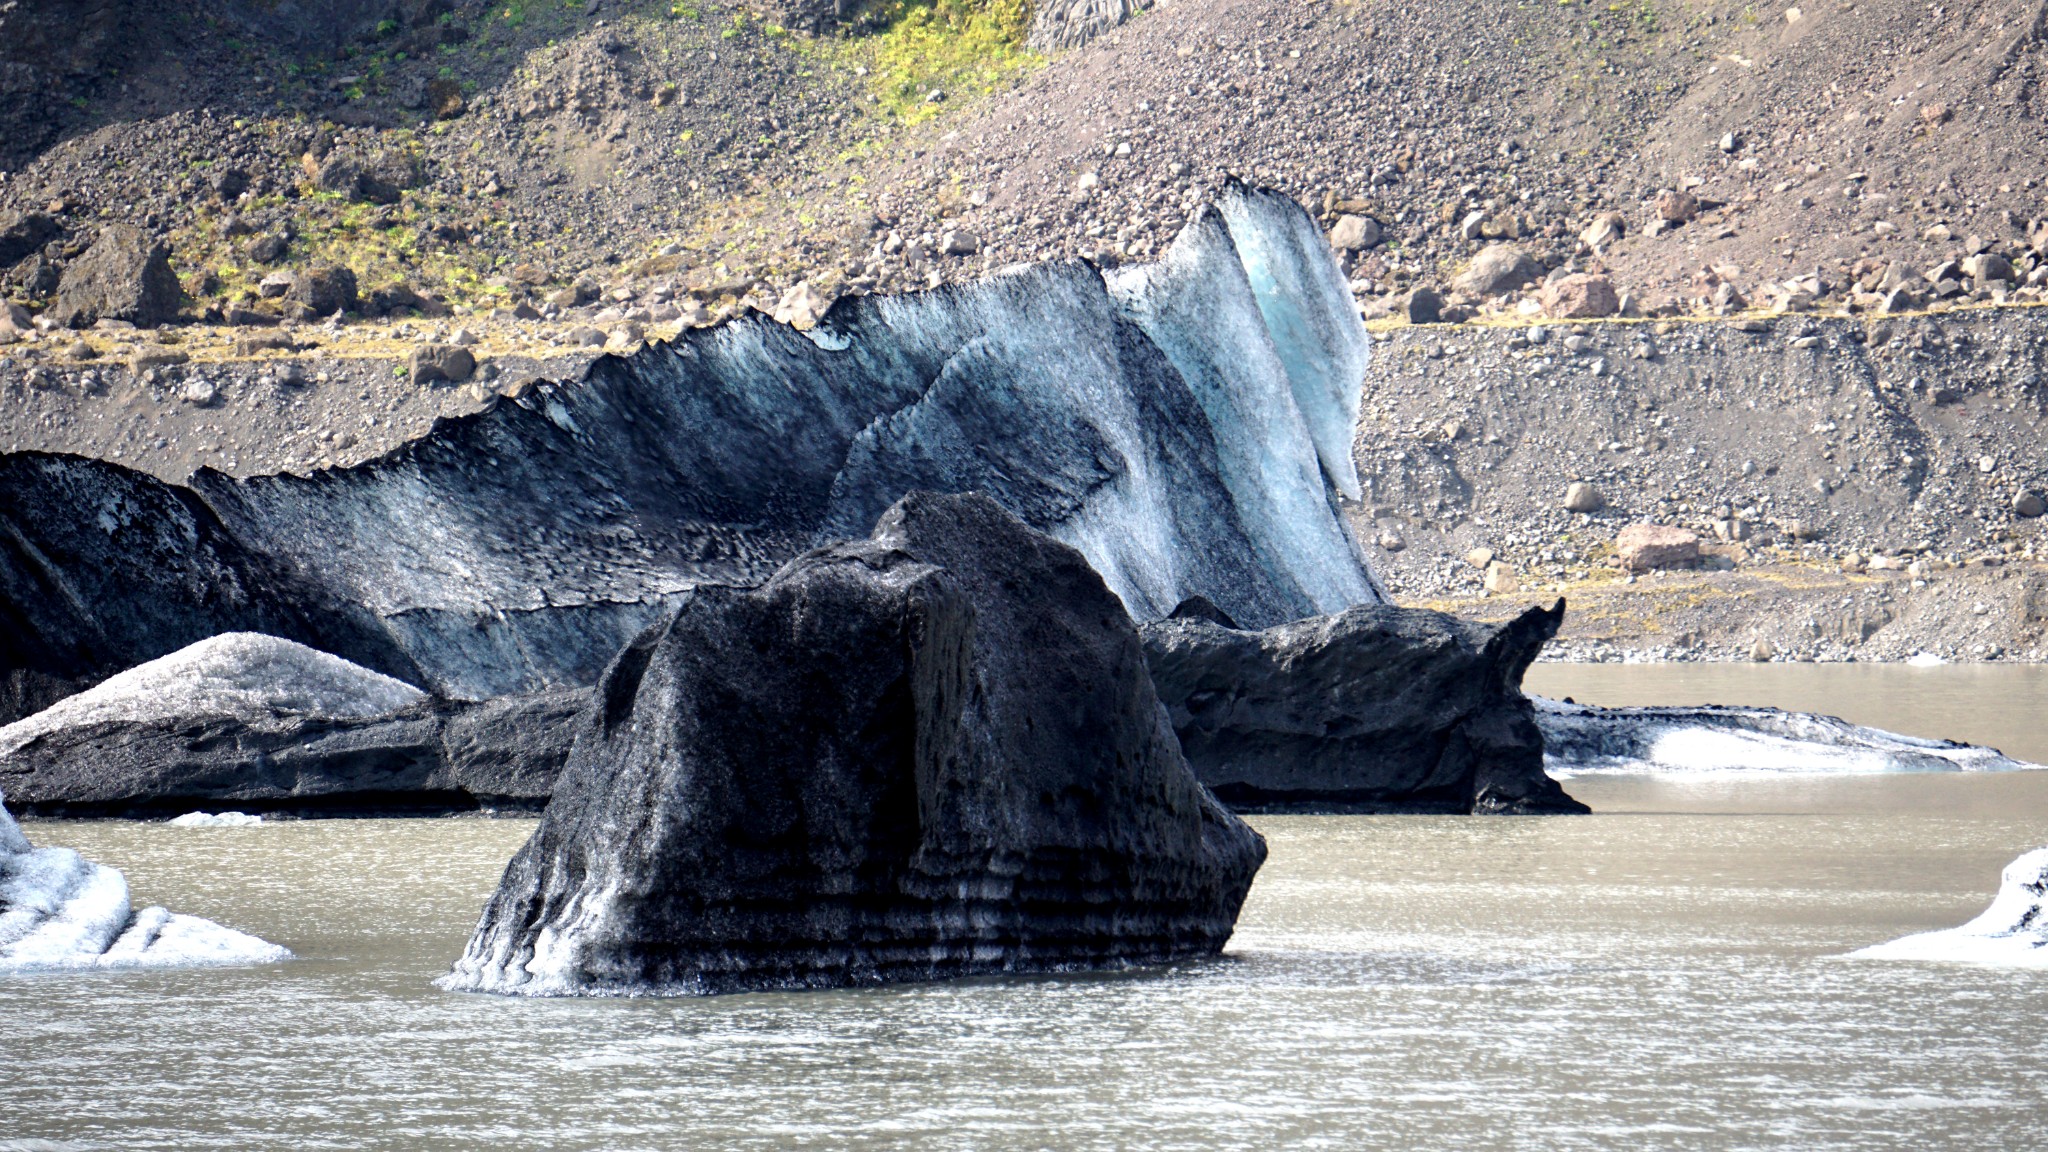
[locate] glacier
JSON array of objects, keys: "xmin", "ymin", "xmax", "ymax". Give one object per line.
[
  {"xmin": 1850, "ymin": 848, "xmax": 2048, "ymax": 967},
  {"xmin": 0, "ymin": 788, "xmax": 289, "ymax": 972},
  {"xmin": 1536, "ymin": 697, "xmax": 2040, "ymax": 775},
  {"xmin": 0, "ymin": 182, "xmax": 1379, "ymax": 714}
]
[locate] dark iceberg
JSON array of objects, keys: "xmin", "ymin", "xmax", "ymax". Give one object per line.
[
  {"xmin": 0, "ymin": 182, "xmax": 1377, "ymax": 722},
  {"xmin": 440, "ymin": 493, "xmax": 1266, "ymax": 996},
  {"xmin": 1141, "ymin": 600, "xmax": 1586, "ymax": 814}
]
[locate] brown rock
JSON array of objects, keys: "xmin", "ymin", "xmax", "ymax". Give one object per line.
[
  {"xmin": 1655, "ymin": 189, "xmax": 1699, "ymax": 224},
  {"xmin": 1539, "ymin": 274, "xmax": 1620, "ymax": 319},
  {"xmin": 1615, "ymin": 524, "xmax": 1701, "ymax": 572}
]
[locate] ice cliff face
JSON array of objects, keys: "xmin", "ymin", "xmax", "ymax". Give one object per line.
[
  {"xmin": 0, "ymin": 789, "xmax": 289, "ymax": 972},
  {"xmin": 1852, "ymin": 848, "xmax": 2048, "ymax": 967},
  {"xmin": 0, "ymin": 183, "xmax": 1376, "ymax": 712}
]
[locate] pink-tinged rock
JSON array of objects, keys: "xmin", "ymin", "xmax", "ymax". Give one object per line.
[
  {"xmin": 1540, "ymin": 274, "xmax": 1620, "ymax": 319},
  {"xmin": 1616, "ymin": 524, "xmax": 1700, "ymax": 572}
]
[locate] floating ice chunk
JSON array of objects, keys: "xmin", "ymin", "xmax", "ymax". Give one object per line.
[
  {"xmin": 1851, "ymin": 849, "xmax": 2048, "ymax": 967},
  {"xmin": 1905, "ymin": 652, "xmax": 1947, "ymax": 667},
  {"xmin": 1537, "ymin": 697, "xmax": 2039, "ymax": 775},
  {"xmin": 167, "ymin": 812, "xmax": 263, "ymax": 828},
  {"xmin": 0, "ymin": 632, "xmax": 425, "ymax": 759},
  {"xmin": 0, "ymin": 790, "xmax": 289, "ymax": 973}
]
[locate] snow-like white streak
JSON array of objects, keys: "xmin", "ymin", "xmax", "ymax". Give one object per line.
[
  {"xmin": 1214, "ymin": 182, "xmax": 1369, "ymax": 501},
  {"xmin": 0, "ymin": 790, "xmax": 289, "ymax": 973},
  {"xmin": 1536, "ymin": 697, "xmax": 2040, "ymax": 775},
  {"xmin": 1851, "ymin": 848, "xmax": 2048, "ymax": 967},
  {"xmin": 168, "ymin": 812, "xmax": 263, "ymax": 828},
  {"xmin": 0, "ymin": 632, "xmax": 425, "ymax": 758}
]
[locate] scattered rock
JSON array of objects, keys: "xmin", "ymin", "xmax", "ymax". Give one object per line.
[
  {"xmin": 938, "ymin": 228, "xmax": 980, "ymax": 256},
  {"xmin": 1483, "ymin": 561, "xmax": 1519, "ymax": 595},
  {"xmin": 233, "ymin": 332, "xmax": 296, "ymax": 357},
  {"xmin": 1563, "ymin": 481, "xmax": 1604, "ymax": 513},
  {"xmin": 1750, "ymin": 638, "xmax": 1776, "ymax": 663},
  {"xmin": 2014, "ymin": 491, "xmax": 2046, "ymax": 519},
  {"xmin": 128, "ymin": 345, "xmax": 188, "ymax": 373},
  {"xmin": 0, "ymin": 212, "xmax": 62, "ymax": 268},
  {"xmin": 1579, "ymin": 212, "xmax": 1625, "ymax": 251}
]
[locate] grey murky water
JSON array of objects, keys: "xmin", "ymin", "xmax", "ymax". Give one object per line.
[
  {"xmin": 1527, "ymin": 661, "xmax": 2048, "ymax": 765},
  {"xmin": 9, "ymin": 767, "xmax": 2048, "ymax": 1150}
]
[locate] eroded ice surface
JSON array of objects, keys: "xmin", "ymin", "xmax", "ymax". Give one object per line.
[
  {"xmin": 1536, "ymin": 697, "xmax": 2039, "ymax": 775},
  {"xmin": 1852, "ymin": 848, "xmax": 2048, "ymax": 967},
  {"xmin": 0, "ymin": 791, "xmax": 289, "ymax": 972},
  {"xmin": 0, "ymin": 633, "xmax": 426, "ymax": 758}
]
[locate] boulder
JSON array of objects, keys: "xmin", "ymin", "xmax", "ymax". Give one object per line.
[
  {"xmin": 408, "ymin": 343, "xmax": 476, "ymax": 386},
  {"xmin": 1401, "ymin": 286, "xmax": 1443, "ymax": 324},
  {"xmin": 1655, "ymin": 189, "xmax": 1700, "ymax": 224},
  {"xmin": 1453, "ymin": 244, "xmax": 1541, "ymax": 297},
  {"xmin": 1328, "ymin": 214, "xmax": 1381, "ymax": 251},
  {"xmin": 288, "ymin": 264, "xmax": 357, "ymax": 317},
  {"xmin": 1539, "ymin": 273, "xmax": 1620, "ymax": 319},
  {"xmin": 1140, "ymin": 599, "xmax": 1584, "ymax": 814},
  {"xmin": 439, "ymin": 492, "xmax": 1265, "ymax": 997},
  {"xmin": 0, "ymin": 633, "xmax": 585, "ymax": 817},
  {"xmin": 1563, "ymin": 481, "xmax": 1604, "ymax": 513},
  {"xmin": 1615, "ymin": 523, "xmax": 1700, "ymax": 571},
  {"xmin": 0, "ymin": 211, "xmax": 61, "ymax": 268},
  {"xmin": 48, "ymin": 224, "xmax": 183, "ymax": 328}
]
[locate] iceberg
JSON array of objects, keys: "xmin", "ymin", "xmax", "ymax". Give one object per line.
[
  {"xmin": 0, "ymin": 632, "xmax": 427, "ymax": 759},
  {"xmin": 0, "ymin": 182, "xmax": 1379, "ymax": 714},
  {"xmin": 167, "ymin": 811, "xmax": 263, "ymax": 827},
  {"xmin": 1851, "ymin": 849, "xmax": 2048, "ymax": 967},
  {"xmin": 0, "ymin": 789, "xmax": 289, "ymax": 972},
  {"xmin": 1536, "ymin": 697, "xmax": 2039, "ymax": 775}
]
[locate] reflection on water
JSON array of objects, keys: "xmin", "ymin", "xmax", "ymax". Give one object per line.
[
  {"xmin": 1525, "ymin": 662, "xmax": 2048, "ymax": 765},
  {"xmin": 8, "ymin": 775, "xmax": 2048, "ymax": 1151}
]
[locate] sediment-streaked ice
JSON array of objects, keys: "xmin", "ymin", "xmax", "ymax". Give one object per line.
[
  {"xmin": 0, "ymin": 632, "xmax": 425, "ymax": 759},
  {"xmin": 1851, "ymin": 849, "xmax": 2048, "ymax": 967},
  {"xmin": 1536, "ymin": 697, "xmax": 2038, "ymax": 775},
  {"xmin": 0, "ymin": 790, "xmax": 288, "ymax": 973}
]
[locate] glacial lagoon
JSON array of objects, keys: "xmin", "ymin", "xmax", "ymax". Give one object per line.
[{"xmin": 8, "ymin": 731, "xmax": 2048, "ymax": 1149}]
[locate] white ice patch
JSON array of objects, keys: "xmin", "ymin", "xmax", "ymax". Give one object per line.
[
  {"xmin": 0, "ymin": 632, "xmax": 425, "ymax": 758},
  {"xmin": 1851, "ymin": 848, "xmax": 2048, "ymax": 967},
  {"xmin": 1536, "ymin": 697, "xmax": 2039, "ymax": 776},
  {"xmin": 0, "ymin": 790, "xmax": 289, "ymax": 973},
  {"xmin": 1906, "ymin": 652, "xmax": 1947, "ymax": 667},
  {"xmin": 167, "ymin": 812, "xmax": 263, "ymax": 828}
]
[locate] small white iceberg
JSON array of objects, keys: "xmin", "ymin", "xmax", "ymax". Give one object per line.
[
  {"xmin": 0, "ymin": 790, "xmax": 289, "ymax": 973},
  {"xmin": 167, "ymin": 812, "xmax": 263, "ymax": 828},
  {"xmin": 1536, "ymin": 697, "xmax": 2038, "ymax": 775},
  {"xmin": 1851, "ymin": 849, "xmax": 2048, "ymax": 968}
]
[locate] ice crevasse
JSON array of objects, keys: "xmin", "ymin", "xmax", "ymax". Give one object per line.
[{"xmin": 0, "ymin": 789, "xmax": 289, "ymax": 972}]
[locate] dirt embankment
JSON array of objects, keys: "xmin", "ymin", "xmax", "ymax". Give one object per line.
[{"xmin": 1351, "ymin": 305, "xmax": 2048, "ymax": 662}]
